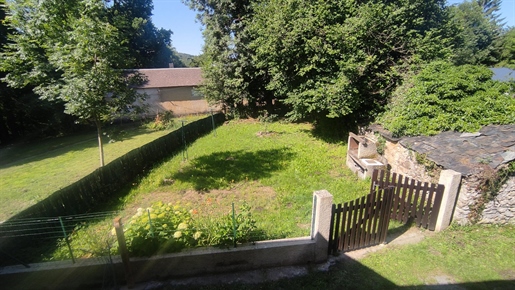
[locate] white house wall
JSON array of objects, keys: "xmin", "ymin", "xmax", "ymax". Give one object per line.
[{"xmin": 137, "ymin": 87, "xmax": 215, "ymax": 117}]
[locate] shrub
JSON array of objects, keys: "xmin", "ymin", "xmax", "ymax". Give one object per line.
[
  {"xmin": 146, "ymin": 111, "xmax": 176, "ymax": 130},
  {"xmin": 379, "ymin": 61, "xmax": 515, "ymax": 137},
  {"xmin": 123, "ymin": 202, "xmax": 199, "ymax": 256},
  {"xmin": 122, "ymin": 201, "xmax": 259, "ymax": 256},
  {"xmin": 197, "ymin": 202, "xmax": 258, "ymax": 248}
]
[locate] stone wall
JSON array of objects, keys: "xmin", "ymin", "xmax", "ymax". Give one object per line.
[
  {"xmin": 455, "ymin": 174, "xmax": 515, "ymax": 225},
  {"xmin": 364, "ymin": 132, "xmax": 434, "ymax": 183}
]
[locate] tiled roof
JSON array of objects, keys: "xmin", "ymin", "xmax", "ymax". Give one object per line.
[
  {"xmin": 135, "ymin": 68, "xmax": 202, "ymax": 88},
  {"xmin": 400, "ymin": 125, "xmax": 515, "ymax": 175}
]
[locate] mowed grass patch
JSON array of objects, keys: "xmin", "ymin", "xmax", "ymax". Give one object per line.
[
  {"xmin": 358, "ymin": 224, "xmax": 515, "ymax": 287},
  {"xmin": 121, "ymin": 120, "xmax": 369, "ymax": 238},
  {"xmin": 0, "ymin": 115, "xmax": 207, "ymax": 221},
  {"xmin": 164, "ymin": 224, "xmax": 515, "ymax": 290}
]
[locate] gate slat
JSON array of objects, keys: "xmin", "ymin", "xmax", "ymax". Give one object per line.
[
  {"xmin": 397, "ymin": 175, "xmax": 409, "ymax": 221},
  {"xmin": 390, "ymin": 173, "xmax": 399, "ymax": 219},
  {"xmin": 347, "ymin": 200, "xmax": 357, "ymax": 251},
  {"xmin": 364, "ymin": 190, "xmax": 376, "ymax": 246},
  {"xmin": 371, "ymin": 188, "xmax": 383, "ymax": 244},
  {"xmin": 357, "ymin": 195, "xmax": 367, "ymax": 248},
  {"xmin": 327, "ymin": 203, "xmax": 337, "ymax": 255},
  {"xmin": 410, "ymin": 180, "xmax": 422, "ymax": 222},
  {"xmin": 370, "ymin": 169, "xmax": 379, "ymax": 193},
  {"xmin": 403, "ymin": 178, "xmax": 416, "ymax": 223},
  {"xmin": 338, "ymin": 202, "xmax": 348, "ymax": 250},
  {"xmin": 422, "ymin": 183, "xmax": 437, "ymax": 228},
  {"xmin": 330, "ymin": 204, "xmax": 340, "ymax": 254},
  {"xmin": 416, "ymin": 182, "xmax": 429, "ymax": 226},
  {"xmin": 378, "ymin": 188, "xmax": 393, "ymax": 244}
]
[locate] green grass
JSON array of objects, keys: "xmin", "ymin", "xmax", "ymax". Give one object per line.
[
  {"xmin": 120, "ymin": 120, "xmax": 369, "ymax": 239},
  {"xmin": 0, "ymin": 115, "xmax": 206, "ymax": 221},
  {"xmin": 160, "ymin": 224, "xmax": 515, "ymax": 290}
]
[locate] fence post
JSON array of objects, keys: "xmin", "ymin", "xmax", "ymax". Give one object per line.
[
  {"xmin": 114, "ymin": 217, "xmax": 134, "ymax": 288},
  {"xmin": 311, "ymin": 190, "xmax": 333, "ymax": 263},
  {"xmin": 435, "ymin": 170, "xmax": 462, "ymax": 231},
  {"xmin": 58, "ymin": 216, "xmax": 75, "ymax": 263}
]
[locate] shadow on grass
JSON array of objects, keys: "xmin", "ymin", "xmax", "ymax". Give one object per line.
[
  {"xmin": 170, "ymin": 148, "xmax": 295, "ymax": 191},
  {"xmin": 0, "ymin": 122, "xmax": 152, "ymax": 169}
]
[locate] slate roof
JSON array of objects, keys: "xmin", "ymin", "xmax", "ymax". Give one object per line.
[
  {"xmin": 135, "ymin": 68, "xmax": 202, "ymax": 88},
  {"xmin": 400, "ymin": 125, "xmax": 515, "ymax": 175}
]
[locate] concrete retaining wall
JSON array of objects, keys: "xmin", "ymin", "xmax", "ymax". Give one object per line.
[{"xmin": 0, "ymin": 237, "xmax": 318, "ymax": 290}]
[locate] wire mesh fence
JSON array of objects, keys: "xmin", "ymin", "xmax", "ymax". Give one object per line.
[
  {"xmin": 0, "ymin": 211, "xmax": 118, "ymax": 268},
  {"xmin": 0, "ymin": 202, "xmax": 273, "ymax": 268}
]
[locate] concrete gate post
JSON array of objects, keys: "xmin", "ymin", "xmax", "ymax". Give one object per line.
[
  {"xmin": 435, "ymin": 169, "xmax": 462, "ymax": 232},
  {"xmin": 311, "ymin": 190, "xmax": 333, "ymax": 263}
]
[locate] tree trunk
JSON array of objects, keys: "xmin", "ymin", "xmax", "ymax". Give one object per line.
[{"xmin": 95, "ymin": 119, "xmax": 105, "ymax": 167}]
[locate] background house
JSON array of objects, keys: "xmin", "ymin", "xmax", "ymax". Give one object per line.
[{"xmin": 136, "ymin": 68, "xmax": 214, "ymax": 117}]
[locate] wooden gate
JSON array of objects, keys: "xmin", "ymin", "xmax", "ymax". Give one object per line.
[
  {"xmin": 329, "ymin": 170, "xmax": 445, "ymax": 254},
  {"xmin": 370, "ymin": 170, "xmax": 444, "ymax": 230},
  {"xmin": 329, "ymin": 187, "xmax": 395, "ymax": 253}
]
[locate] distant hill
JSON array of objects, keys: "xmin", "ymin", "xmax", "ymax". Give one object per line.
[{"xmin": 176, "ymin": 52, "xmax": 201, "ymax": 67}]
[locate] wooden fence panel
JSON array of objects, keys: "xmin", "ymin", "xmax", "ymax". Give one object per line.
[{"xmin": 370, "ymin": 170, "xmax": 444, "ymax": 230}]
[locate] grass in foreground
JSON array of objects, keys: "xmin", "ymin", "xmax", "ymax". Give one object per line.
[
  {"xmin": 0, "ymin": 115, "xmax": 206, "ymax": 221},
  {"xmin": 159, "ymin": 224, "xmax": 515, "ymax": 290}
]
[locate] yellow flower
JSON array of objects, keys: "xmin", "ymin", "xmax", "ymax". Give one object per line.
[
  {"xmin": 173, "ymin": 231, "xmax": 182, "ymax": 239},
  {"xmin": 177, "ymin": 223, "xmax": 188, "ymax": 230},
  {"xmin": 193, "ymin": 231, "xmax": 202, "ymax": 240},
  {"xmin": 162, "ymin": 224, "xmax": 168, "ymax": 228}
]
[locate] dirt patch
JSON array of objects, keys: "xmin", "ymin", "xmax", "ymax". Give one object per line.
[
  {"xmin": 123, "ymin": 182, "xmax": 277, "ymax": 219},
  {"xmin": 500, "ymin": 269, "xmax": 515, "ymax": 280}
]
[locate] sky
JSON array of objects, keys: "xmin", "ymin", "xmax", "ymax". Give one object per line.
[{"xmin": 152, "ymin": 0, "xmax": 515, "ymax": 56}]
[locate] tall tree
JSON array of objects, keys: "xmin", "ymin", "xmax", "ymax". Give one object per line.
[
  {"xmin": 109, "ymin": 0, "xmax": 182, "ymax": 68},
  {"xmin": 249, "ymin": 0, "xmax": 450, "ymax": 122},
  {"xmin": 448, "ymin": 0, "xmax": 502, "ymax": 65},
  {"xmin": 1, "ymin": 0, "xmax": 146, "ymax": 166},
  {"xmin": 0, "ymin": 0, "xmax": 75, "ymax": 145},
  {"xmin": 498, "ymin": 27, "xmax": 515, "ymax": 68},
  {"xmin": 477, "ymin": 0, "xmax": 505, "ymax": 27},
  {"xmin": 184, "ymin": 0, "xmax": 272, "ymax": 117}
]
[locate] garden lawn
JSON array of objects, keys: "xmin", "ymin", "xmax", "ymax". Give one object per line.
[
  {"xmin": 0, "ymin": 115, "xmax": 205, "ymax": 221},
  {"xmin": 120, "ymin": 119, "xmax": 370, "ymax": 239}
]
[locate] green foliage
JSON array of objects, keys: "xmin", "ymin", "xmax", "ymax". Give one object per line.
[
  {"xmin": 448, "ymin": 1, "xmax": 501, "ymax": 65},
  {"xmin": 146, "ymin": 111, "xmax": 176, "ymax": 130},
  {"xmin": 122, "ymin": 201, "xmax": 258, "ymax": 256},
  {"xmin": 185, "ymin": 0, "xmax": 271, "ymax": 118},
  {"xmin": 123, "ymin": 202, "xmax": 199, "ymax": 256},
  {"xmin": 375, "ymin": 134, "xmax": 386, "ymax": 156},
  {"xmin": 108, "ymin": 0, "xmax": 182, "ymax": 68},
  {"xmin": 498, "ymin": 27, "xmax": 515, "ymax": 69},
  {"xmin": 52, "ymin": 221, "xmax": 116, "ymax": 260},
  {"xmin": 380, "ymin": 61, "xmax": 515, "ymax": 137},
  {"xmin": 197, "ymin": 202, "xmax": 258, "ymax": 248},
  {"xmin": 1, "ymin": 0, "xmax": 148, "ymax": 166},
  {"xmin": 188, "ymin": 0, "xmax": 453, "ymax": 122}
]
